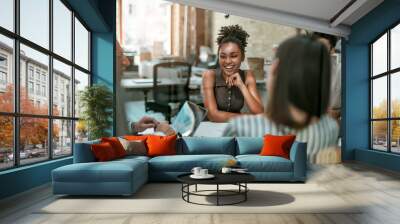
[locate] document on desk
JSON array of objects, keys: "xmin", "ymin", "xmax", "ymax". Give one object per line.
[{"xmin": 193, "ymin": 121, "xmax": 228, "ymax": 137}]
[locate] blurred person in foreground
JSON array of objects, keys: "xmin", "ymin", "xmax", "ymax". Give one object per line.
[
  {"xmin": 223, "ymin": 35, "xmax": 340, "ymax": 164},
  {"xmin": 313, "ymin": 32, "xmax": 341, "ymax": 122}
]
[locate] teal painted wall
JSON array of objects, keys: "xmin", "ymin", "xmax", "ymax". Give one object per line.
[
  {"xmin": 0, "ymin": 158, "xmax": 72, "ymax": 199},
  {"xmin": 92, "ymin": 32, "xmax": 116, "ymax": 136},
  {"xmin": 91, "ymin": 0, "xmax": 116, "ymax": 135},
  {"xmin": 0, "ymin": 0, "xmax": 116, "ymax": 200},
  {"xmin": 343, "ymin": 0, "xmax": 400, "ymax": 171}
]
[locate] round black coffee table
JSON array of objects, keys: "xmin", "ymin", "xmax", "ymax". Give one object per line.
[{"xmin": 177, "ymin": 173, "xmax": 255, "ymax": 206}]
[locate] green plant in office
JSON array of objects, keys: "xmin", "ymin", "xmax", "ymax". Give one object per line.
[{"xmin": 79, "ymin": 84, "xmax": 113, "ymax": 140}]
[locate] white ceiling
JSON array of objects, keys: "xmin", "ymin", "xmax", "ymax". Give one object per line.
[
  {"xmin": 227, "ymin": 0, "xmax": 352, "ymax": 22},
  {"xmin": 166, "ymin": 0, "xmax": 384, "ymax": 37}
]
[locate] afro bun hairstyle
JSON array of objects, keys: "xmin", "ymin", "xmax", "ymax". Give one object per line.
[{"xmin": 216, "ymin": 24, "xmax": 249, "ymax": 54}]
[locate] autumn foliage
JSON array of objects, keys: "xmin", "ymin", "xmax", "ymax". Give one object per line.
[
  {"xmin": 0, "ymin": 85, "xmax": 59, "ymax": 150},
  {"xmin": 372, "ymin": 99, "xmax": 400, "ymax": 143}
]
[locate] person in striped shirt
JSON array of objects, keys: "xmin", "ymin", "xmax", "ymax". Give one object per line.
[{"xmin": 223, "ymin": 35, "xmax": 340, "ymax": 164}]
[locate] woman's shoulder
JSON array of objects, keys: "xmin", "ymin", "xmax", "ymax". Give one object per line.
[
  {"xmin": 202, "ymin": 69, "xmax": 217, "ymax": 77},
  {"xmin": 242, "ymin": 69, "xmax": 256, "ymax": 82},
  {"xmin": 315, "ymin": 115, "xmax": 339, "ymax": 131},
  {"xmin": 223, "ymin": 114, "xmax": 267, "ymax": 136},
  {"xmin": 202, "ymin": 69, "xmax": 217, "ymax": 85},
  {"xmin": 230, "ymin": 114, "xmax": 266, "ymax": 123},
  {"xmin": 301, "ymin": 115, "xmax": 339, "ymax": 141}
]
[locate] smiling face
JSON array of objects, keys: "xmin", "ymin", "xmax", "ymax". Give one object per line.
[{"xmin": 218, "ymin": 42, "xmax": 243, "ymax": 76}]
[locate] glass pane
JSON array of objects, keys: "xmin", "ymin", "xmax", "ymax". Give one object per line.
[
  {"xmin": 372, "ymin": 77, "xmax": 387, "ymax": 119},
  {"xmin": 372, "ymin": 33, "xmax": 387, "ymax": 76},
  {"xmin": 0, "ymin": 116, "xmax": 14, "ymax": 170},
  {"xmin": 53, "ymin": 0, "xmax": 72, "ymax": 60},
  {"xmin": 391, "ymin": 120, "xmax": 400, "ymax": 153},
  {"xmin": 20, "ymin": 117, "xmax": 49, "ymax": 165},
  {"xmin": 0, "ymin": 35, "xmax": 14, "ymax": 112},
  {"xmin": 391, "ymin": 24, "xmax": 400, "ymax": 70},
  {"xmin": 20, "ymin": 0, "xmax": 49, "ymax": 49},
  {"xmin": 53, "ymin": 59, "xmax": 72, "ymax": 117},
  {"xmin": 20, "ymin": 44, "xmax": 49, "ymax": 115},
  {"xmin": 75, "ymin": 18, "xmax": 89, "ymax": 70},
  {"xmin": 74, "ymin": 69, "xmax": 89, "ymax": 118},
  {"xmin": 53, "ymin": 119, "xmax": 72, "ymax": 158},
  {"xmin": 372, "ymin": 121, "xmax": 388, "ymax": 151},
  {"xmin": 75, "ymin": 120, "xmax": 88, "ymax": 143},
  {"xmin": 391, "ymin": 72, "xmax": 400, "ymax": 118},
  {"xmin": 0, "ymin": 0, "xmax": 14, "ymax": 31}
]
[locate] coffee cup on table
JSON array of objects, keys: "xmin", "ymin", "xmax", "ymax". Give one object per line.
[
  {"xmin": 191, "ymin": 167, "xmax": 202, "ymax": 176},
  {"xmin": 200, "ymin": 169, "xmax": 208, "ymax": 176}
]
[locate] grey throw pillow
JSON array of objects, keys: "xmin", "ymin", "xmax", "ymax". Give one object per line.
[{"xmin": 118, "ymin": 137, "xmax": 147, "ymax": 156}]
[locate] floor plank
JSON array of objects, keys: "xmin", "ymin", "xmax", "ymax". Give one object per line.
[{"xmin": 1, "ymin": 162, "xmax": 400, "ymax": 224}]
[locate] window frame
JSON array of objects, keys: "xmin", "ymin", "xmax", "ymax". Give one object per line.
[
  {"xmin": 0, "ymin": 0, "xmax": 92, "ymax": 171},
  {"xmin": 370, "ymin": 20, "xmax": 400, "ymax": 154}
]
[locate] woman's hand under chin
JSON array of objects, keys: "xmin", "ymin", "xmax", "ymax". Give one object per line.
[{"xmin": 226, "ymin": 72, "xmax": 245, "ymax": 89}]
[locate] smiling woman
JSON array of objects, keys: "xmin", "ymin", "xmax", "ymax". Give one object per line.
[{"xmin": 202, "ymin": 25, "xmax": 264, "ymax": 122}]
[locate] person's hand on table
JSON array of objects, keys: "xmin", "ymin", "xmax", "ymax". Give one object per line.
[
  {"xmin": 132, "ymin": 116, "xmax": 160, "ymax": 133},
  {"xmin": 156, "ymin": 122, "xmax": 176, "ymax": 136}
]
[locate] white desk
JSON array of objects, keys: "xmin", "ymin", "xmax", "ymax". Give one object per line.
[
  {"xmin": 193, "ymin": 121, "xmax": 228, "ymax": 137},
  {"xmin": 121, "ymin": 76, "xmax": 203, "ymax": 90},
  {"xmin": 122, "ymin": 76, "xmax": 263, "ymax": 90}
]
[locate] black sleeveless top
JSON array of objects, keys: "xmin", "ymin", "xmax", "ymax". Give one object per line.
[{"xmin": 214, "ymin": 68, "xmax": 246, "ymax": 113}]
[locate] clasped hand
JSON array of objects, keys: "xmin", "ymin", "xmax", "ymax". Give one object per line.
[{"xmin": 225, "ymin": 72, "xmax": 245, "ymax": 88}]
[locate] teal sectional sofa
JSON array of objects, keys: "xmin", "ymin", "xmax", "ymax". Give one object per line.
[{"xmin": 52, "ymin": 137, "xmax": 307, "ymax": 196}]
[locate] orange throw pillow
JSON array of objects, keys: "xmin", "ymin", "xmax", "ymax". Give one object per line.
[
  {"xmin": 101, "ymin": 137, "xmax": 127, "ymax": 158},
  {"xmin": 146, "ymin": 135, "xmax": 177, "ymax": 157},
  {"xmin": 260, "ymin": 134, "xmax": 296, "ymax": 159},
  {"xmin": 91, "ymin": 142, "xmax": 117, "ymax": 161},
  {"xmin": 124, "ymin": 135, "xmax": 149, "ymax": 141}
]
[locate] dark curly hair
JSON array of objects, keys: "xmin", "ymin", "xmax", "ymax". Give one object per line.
[
  {"xmin": 312, "ymin": 32, "xmax": 338, "ymax": 50},
  {"xmin": 217, "ymin": 25, "xmax": 249, "ymax": 56}
]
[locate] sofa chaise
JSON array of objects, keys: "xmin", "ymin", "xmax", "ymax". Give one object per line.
[{"xmin": 52, "ymin": 137, "xmax": 307, "ymax": 196}]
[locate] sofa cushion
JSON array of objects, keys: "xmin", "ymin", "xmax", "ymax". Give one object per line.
[
  {"xmin": 115, "ymin": 155, "xmax": 150, "ymax": 164},
  {"xmin": 118, "ymin": 137, "xmax": 147, "ymax": 156},
  {"xmin": 147, "ymin": 135, "xmax": 177, "ymax": 157},
  {"xmin": 177, "ymin": 137, "xmax": 236, "ymax": 155},
  {"xmin": 236, "ymin": 155, "xmax": 293, "ymax": 172},
  {"xmin": 53, "ymin": 158, "xmax": 147, "ymax": 183},
  {"xmin": 260, "ymin": 135, "xmax": 296, "ymax": 159},
  {"xmin": 101, "ymin": 137, "xmax": 127, "ymax": 158},
  {"xmin": 124, "ymin": 135, "xmax": 149, "ymax": 141},
  {"xmin": 148, "ymin": 154, "xmax": 235, "ymax": 172},
  {"xmin": 73, "ymin": 140, "xmax": 101, "ymax": 163},
  {"xmin": 236, "ymin": 137, "xmax": 263, "ymax": 155},
  {"xmin": 91, "ymin": 142, "xmax": 118, "ymax": 161}
]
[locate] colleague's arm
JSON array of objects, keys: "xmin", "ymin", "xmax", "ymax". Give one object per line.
[
  {"xmin": 242, "ymin": 71, "xmax": 264, "ymax": 113},
  {"xmin": 202, "ymin": 70, "xmax": 241, "ymax": 122},
  {"xmin": 227, "ymin": 70, "xmax": 264, "ymax": 114},
  {"xmin": 130, "ymin": 116, "xmax": 159, "ymax": 134}
]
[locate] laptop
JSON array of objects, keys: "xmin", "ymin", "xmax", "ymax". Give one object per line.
[{"xmin": 171, "ymin": 101, "xmax": 208, "ymax": 136}]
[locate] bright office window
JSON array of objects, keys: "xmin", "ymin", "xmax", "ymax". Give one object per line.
[
  {"xmin": 0, "ymin": 0, "xmax": 91, "ymax": 171},
  {"xmin": 370, "ymin": 23, "xmax": 400, "ymax": 153}
]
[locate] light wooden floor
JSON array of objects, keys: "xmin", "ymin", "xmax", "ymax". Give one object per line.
[{"xmin": 1, "ymin": 162, "xmax": 400, "ymax": 224}]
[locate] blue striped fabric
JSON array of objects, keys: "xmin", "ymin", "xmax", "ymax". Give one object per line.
[{"xmin": 223, "ymin": 114, "xmax": 339, "ymax": 163}]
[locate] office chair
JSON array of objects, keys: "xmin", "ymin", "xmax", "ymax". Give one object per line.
[{"xmin": 145, "ymin": 61, "xmax": 191, "ymax": 123}]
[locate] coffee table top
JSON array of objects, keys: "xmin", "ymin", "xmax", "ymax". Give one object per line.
[{"xmin": 177, "ymin": 172, "xmax": 255, "ymax": 185}]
